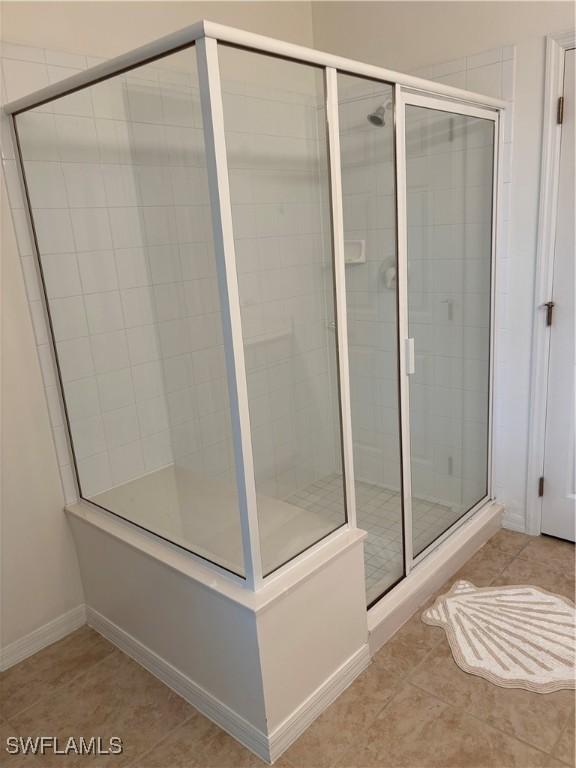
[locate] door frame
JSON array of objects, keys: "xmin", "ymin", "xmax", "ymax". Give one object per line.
[
  {"xmin": 526, "ymin": 31, "xmax": 576, "ymax": 536},
  {"xmin": 395, "ymin": 88, "xmax": 500, "ymax": 576}
]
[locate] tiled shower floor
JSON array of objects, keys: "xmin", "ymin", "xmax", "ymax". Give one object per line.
[{"xmin": 286, "ymin": 475, "xmax": 459, "ymax": 604}]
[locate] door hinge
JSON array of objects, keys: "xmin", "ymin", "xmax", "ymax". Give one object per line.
[
  {"xmin": 557, "ymin": 96, "xmax": 564, "ymax": 125},
  {"xmin": 544, "ymin": 300, "xmax": 555, "ymax": 326},
  {"xmin": 538, "ymin": 476, "xmax": 544, "ymax": 497}
]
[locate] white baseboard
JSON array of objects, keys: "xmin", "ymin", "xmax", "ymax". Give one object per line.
[
  {"xmin": 87, "ymin": 606, "xmax": 368, "ymax": 764},
  {"xmin": 86, "ymin": 606, "xmax": 270, "ymax": 760},
  {"xmin": 367, "ymin": 501, "xmax": 503, "ymax": 655},
  {"xmin": 502, "ymin": 507, "xmax": 528, "ymax": 533},
  {"xmin": 0, "ymin": 604, "xmax": 86, "ymax": 671},
  {"xmin": 268, "ymin": 643, "xmax": 370, "ymax": 762}
]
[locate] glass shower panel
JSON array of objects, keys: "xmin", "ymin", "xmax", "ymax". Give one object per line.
[
  {"xmin": 405, "ymin": 105, "xmax": 494, "ymax": 556},
  {"xmin": 337, "ymin": 73, "xmax": 403, "ymax": 604},
  {"xmin": 218, "ymin": 45, "xmax": 347, "ymax": 576},
  {"xmin": 15, "ymin": 47, "xmax": 247, "ymax": 576}
]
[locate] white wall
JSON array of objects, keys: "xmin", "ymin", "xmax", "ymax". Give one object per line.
[
  {"xmin": 311, "ymin": 1, "xmax": 573, "ymax": 73},
  {"xmin": 0, "ymin": 0, "xmax": 315, "ymax": 660},
  {"xmin": 1, "ymin": 166, "xmax": 84, "ymax": 650},
  {"xmin": 0, "ymin": 1, "xmax": 316, "ymax": 57},
  {"xmin": 312, "ymin": 0, "xmax": 575, "ymax": 532}
]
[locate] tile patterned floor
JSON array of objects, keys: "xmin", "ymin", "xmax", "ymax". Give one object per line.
[
  {"xmin": 286, "ymin": 474, "xmax": 458, "ymax": 603},
  {"xmin": 1, "ymin": 530, "xmax": 574, "ymax": 767}
]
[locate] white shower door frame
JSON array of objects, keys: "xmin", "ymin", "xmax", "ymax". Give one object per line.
[
  {"xmin": 395, "ymin": 89, "xmax": 500, "ymax": 579},
  {"xmin": 3, "ymin": 20, "xmax": 505, "ymax": 597}
]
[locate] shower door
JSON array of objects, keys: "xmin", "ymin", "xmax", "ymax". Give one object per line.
[
  {"xmin": 397, "ymin": 91, "xmax": 497, "ymax": 566},
  {"xmin": 337, "ymin": 83, "xmax": 497, "ymax": 603}
]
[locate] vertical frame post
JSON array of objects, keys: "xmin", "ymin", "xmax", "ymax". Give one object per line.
[
  {"xmin": 394, "ymin": 84, "xmax": 414, "ymax": 573},
  {"xmin": 325, "ymin": 67, "xmax": 357, "ymax": 531},
  {"xmin": 6, "ymin": 113, "xmax": 82, "ymax": 502},
  {"xmin": 488, "ymin": 111, "xmax": 502, "ymax": 503},
  {"xmin": 196, "ymin": 36, "xmax": 263, "ymax": 589}
]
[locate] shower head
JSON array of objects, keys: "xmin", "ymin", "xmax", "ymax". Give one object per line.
[{"xmin": 367, "ymin": 105, "xmax": 386, "ymax": 127}]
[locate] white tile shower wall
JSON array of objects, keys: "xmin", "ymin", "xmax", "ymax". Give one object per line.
[
  {"xmin": 0, "ymin": 45, "xmax": 239, "ymax": 501},
  {"xmin": 222, "ymin": 74, "xmax": 342, "ymax": 501},
  {"xmin": 338, "ymin": 78, "xmax": 401, "ymax": 495},
  {"xmin": 1, "ymin": 40, "xmax": 514, "ymax": 523},
  {"xmin": 412, "ymin": 47, "xmax": 515, "ymax": 521},
  {"xmin": 339, "ymin": 50, "xmax": 514, "ymax": 513},
  {"xmin": 405, "ymin": 107, "xmax": 494, "ymax": 510},
  {"xmin": 1, "ymin": 42, "xmax": 342, "ymax": 512}
]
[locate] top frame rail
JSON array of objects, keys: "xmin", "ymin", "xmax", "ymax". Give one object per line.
[{"xmin": 2, "ymin": 19, "xmax": 507, "ymax": 116}]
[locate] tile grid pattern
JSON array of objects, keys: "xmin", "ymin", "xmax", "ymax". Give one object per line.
[
  {"xmin": 286, "ymin": 474, "xmax": 456, "ymax": 602},
  {"xmin": 219, "ymin": 46, "xmax": 345, "ymax": 506},
  {"xmin": 411, "ymin": 47, "xmax": 522, "ymax": 532},
  {"xmin": 337, "ymin": 76, "xmax": 401, "ymax": 499},
  {"xmin": 1, "ymin": 44, "xmax": 220, "ymax": 501},
  {"xmin": 1, "ymin": 41, "xmax": 344, "ymax": 511},
  {"xmin": 8, "ymin": 49, "xmax": 247, "ymax": 500},
  {"xmin": 2, "ymin": 38, "xmax": 517, "ymax": 526},
  {"xmin": 1, "ymin": 531, "xmax": 573, "ymax": 767}
]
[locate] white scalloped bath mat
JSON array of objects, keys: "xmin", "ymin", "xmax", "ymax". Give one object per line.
[{"xmin": 422, "ymin": 580, "xmax": 576, "ymax": 693}]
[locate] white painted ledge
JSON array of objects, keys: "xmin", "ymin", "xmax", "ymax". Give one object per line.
[{"xmin": 66, "ymin": 501, "xmax": 365, "ymax": 614}]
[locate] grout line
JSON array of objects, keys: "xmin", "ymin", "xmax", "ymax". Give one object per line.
[
  {"xmin": 406, "ymin": 677, "xmax": 564, "ymax": 762},
  {"xmin": 126, "ymin": 711, "xmax": 200, "ymax": 767},
  {"xmin": 4, "ymin": 628, "xmax": 117, "ymax": 722},
  {"xmin": 402, "ymin": 540, "xmax": 573, "ymax": 761},
  {"xmin": 513, "ymin": 549, "xmax": 575, "ymax": 574},
  {"xmin": 547, "ymin": 718, "xmax": 574, "ymax": 768}
]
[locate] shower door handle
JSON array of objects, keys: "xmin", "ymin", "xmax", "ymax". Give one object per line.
[{"xmin": 405, "ymin": 338, "xmax": 415, "ymax": 375}]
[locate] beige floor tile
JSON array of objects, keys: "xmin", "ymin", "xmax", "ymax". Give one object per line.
[
  {"xmin": 552, "ymin": 707, "xmax": 575, "ymax": 766},
  {"xmin": 136, "ymin": 712, "xmax": 226, "ymax": 767},
  {"xmin": 8, "ymin": 650, "xmax": 193, "ymax": 767},
  {"xmin": 321, "ymin": 660, "xmax": 404, "ymax": 730},
  {"xmin": 486, "ymin": 529, "xmax": 533, "ymax": 556},
  {"xmin": 0, "ymin": 627, "xmax": 115, "ymax": 719},
  {"xmin": 190, "ymin": 728, "xmax": 270, "ymax": 768},
  {"xmin": 446, "ymin": 541, "xmax": 517, "ymax": 587},
  {"xmin": 1, "ymin": 530, "xmax": 572, "ymax": 768},
  {"xmin": 544, "ymin": 758, "xmax": 573, "ymax": 768},
  {"xmin": 517, "ymin": 537, "xmax": 575, "ymax": 579},
  {"xmin": 1, "ymin": 716, "xmax": 14, "ymax": 747},
  {"xmin": 410, "ymin": 641, "xmax": 574, "ymax": 753},
  {"xmin": 0, "ymin": 718, "xmax": 28, "ymax": 767},
  {"xmin": 372, "ymin": 609, "xmax": 443, "ymax": 677},
  {"xmin": 493, "ymin": 557, "xmax": 575, "ymax": 601},
  {"xmin": 337, "ymin": 683, "xmax": 552, "ymax": 768},
  {"xmin": 283, "ymin": 684, "xmax": 375, "ymax": 768}
]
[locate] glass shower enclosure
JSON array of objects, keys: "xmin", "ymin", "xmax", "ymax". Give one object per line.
[{"xmin": 5, "ymin": 21, "xmax": 502, "ymax": 606}]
